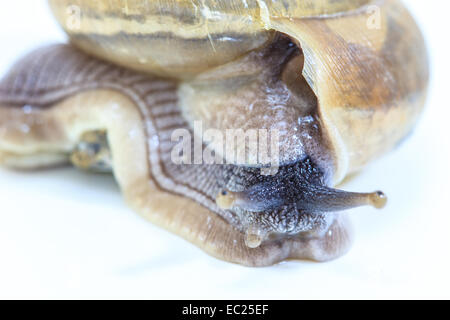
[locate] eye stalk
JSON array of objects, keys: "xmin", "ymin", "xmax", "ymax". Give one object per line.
[
  {"xmin": 216, "ymin": 190, "xmax": 238, "ymax": 210},
  {"xmin": 216, "ymin": 185, "xmax": 387, "ymax": 213},
  {"xmin": 217, "ymin": 186, "xmax": 386, "ymax": 250}
]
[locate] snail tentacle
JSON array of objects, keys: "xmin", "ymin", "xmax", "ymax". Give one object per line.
[{"xmin": 216, "ymin": 175, "xmax": 387, "ymax": 214}]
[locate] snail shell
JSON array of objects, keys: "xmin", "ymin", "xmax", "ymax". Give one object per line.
[
  {"xmin": 49, "ymin": 0, "xmax": 372, "ymax": 79},
  {"xmin": 0, "ymin": 0, "xmax": 428, "ymax": 266}
]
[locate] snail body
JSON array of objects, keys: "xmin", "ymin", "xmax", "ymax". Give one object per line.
[{"xmin": 0, "ymin": 0, "xmax": 428, "ymax": 266}]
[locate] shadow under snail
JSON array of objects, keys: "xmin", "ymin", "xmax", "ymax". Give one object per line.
[{"xmin": 0, "ymin": 0, "xmax": 429, "ymax": 266}]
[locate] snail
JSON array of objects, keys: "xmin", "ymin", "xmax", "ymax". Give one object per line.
[{"xmin": 0, "ymin": 0, "xmax": 428, "ymax": 266}]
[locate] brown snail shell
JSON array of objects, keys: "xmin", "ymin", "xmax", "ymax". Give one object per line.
[
  {"xmin": 0, "ymin": 0, "xmax": 428, "ymax": 266},
  {"xmin": 48, "ymin": 0, "xmax": 373, "ymax": 79}
]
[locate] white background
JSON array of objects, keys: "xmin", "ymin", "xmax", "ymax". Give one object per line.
[{"xmin": 0, "ymin": 0, "xmax": 449, "ymax": 299}]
